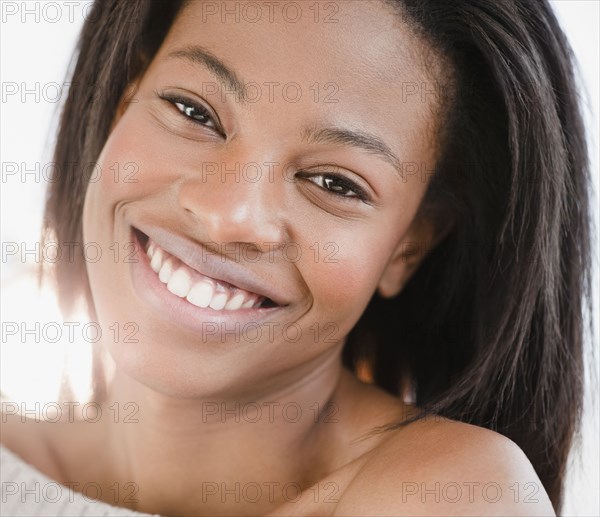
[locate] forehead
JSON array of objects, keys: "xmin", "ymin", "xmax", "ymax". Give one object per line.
[
  {"xmin": 148, "ymin": 0, "xmax": 443, "ymax": 160},
  {"xmin": 167, "ymin": 0, "xmax": 420, "ymax": 76}
]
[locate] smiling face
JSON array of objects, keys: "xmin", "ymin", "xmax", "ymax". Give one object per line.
[{"xmin": 82, "ymin": 0, "xmax": 446, "ymax": 398}]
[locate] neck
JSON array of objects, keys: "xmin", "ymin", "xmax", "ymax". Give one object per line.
[{"xmin": 97, "ymin": 348, "xmax": 349, "ymax": 516}]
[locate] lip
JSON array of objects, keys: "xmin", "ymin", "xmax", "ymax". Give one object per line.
[
  {"xmin": 129, "ymin": 227, "xmax": 289, "ymax": 335},
  {"xmin": 131, "ymin": 221, "xmax": 292, "ymax": 307}
]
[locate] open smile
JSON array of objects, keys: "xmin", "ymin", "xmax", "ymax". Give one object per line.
[
  {"xmin": 144, "ymin": 236, "xmax": 276, "ymax": 311},
  {"xmin": 129, "ymin": 225, "xmax": 289, "ymax": 334}
]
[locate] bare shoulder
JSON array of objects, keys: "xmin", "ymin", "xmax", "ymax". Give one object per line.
[
  {"xmin": 334, "ymin": 416, "xmax": 556, "ymax": 516},
  {"xmin": 0, "ymin": 403, "xmax": 92, "ymax": 481},
  {"xmin": 0, "ymin": 407, "xmax": 57, "ymax": 473}
]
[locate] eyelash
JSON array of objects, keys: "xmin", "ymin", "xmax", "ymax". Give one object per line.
[
  {"xmin": 158, "ymin": 92, "xmax": 370, "ymax": 203},
  {"xmin": 159, "ymin": 92, "xmax": 222, "ymax": 133},
  {"xmin": 298, "ymin": 172, "xmax": 370, "ymax": 202}
]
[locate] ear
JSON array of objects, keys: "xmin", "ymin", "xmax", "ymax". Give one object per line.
[{"xmin": 377, "ymin": 212, "xmax": 453, "ymax": 299}]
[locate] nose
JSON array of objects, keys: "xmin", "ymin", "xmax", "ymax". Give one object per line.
[{"xmin": 178, "ymin": 157, "xmax": 288, "ymax": 254}]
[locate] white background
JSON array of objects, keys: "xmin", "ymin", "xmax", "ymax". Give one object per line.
[{"xmin": 1, "ymin": 1, "xmax": 598, "ymax": 515}]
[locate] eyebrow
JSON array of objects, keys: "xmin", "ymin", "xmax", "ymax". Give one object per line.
[
  {"xmin": 301, "ymin": 126, "xmax": 403, "ymax": 177},
  {"xmin": 168, "ymin": 45, "xmax": 247, "ymax": 104},
  {"xmin": 168, "ymin": 45, "xmax": 403, "ymax": 177}
]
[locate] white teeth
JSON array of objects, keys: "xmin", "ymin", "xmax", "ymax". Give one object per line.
[
  {"xmin": 224, "ymin": 292, "xmax": 245, "ymax": 311},
  {"xmin": 167, "ymin": 267, "xmax": 192, "ymax": 297},
  {"xmin": 186, "ymin": 281, "xmax": 214, "ymax": 308},
  {"xmin": 209, "ymin": 292, "xmax": 228, "ymax": 311},
  {"xmin": 158, "ymin": 257, "xmax": 175, "ymax": 283},
  {"xmin": 150, "ymin": 247, "xmax": 163, "ymax": 273},
  {"xmin": 146, "ymin": 238, "xmax": 273, "ymax": 311}
]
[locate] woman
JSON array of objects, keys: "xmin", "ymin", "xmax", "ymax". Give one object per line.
[{"xmin": 1, "ymin": 0, "xmax": 593, "ymax": 515}]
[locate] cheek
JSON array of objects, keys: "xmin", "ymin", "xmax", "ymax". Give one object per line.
[
  {"xmin": 82, "ymin": 104, "xmax": 184, "ymax": 253},
  {"xmin": 84, "ymin": 120, "xmax": 146, "ymax": 232},
  {"xmin": 81, "ymin": 112, "xmax": 167, "ymax": 338},
  {"xmin": 294, "ymin": 188, "xmax": 424, "ymax": 337},
  {"xmin": 296, "ymin": 226, "xmax": 397, "ymax": 337}
]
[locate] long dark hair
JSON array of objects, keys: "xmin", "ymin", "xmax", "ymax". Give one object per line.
[{"xmin": 43, "ymin": 0, "xmax": 595, "ymax": 513}]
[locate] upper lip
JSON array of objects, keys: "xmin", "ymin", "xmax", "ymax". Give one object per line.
[{"xmin": 132, "ymin": 222, "xmax": 290, "ymax": 307}]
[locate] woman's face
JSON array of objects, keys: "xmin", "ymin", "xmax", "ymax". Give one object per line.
[{"xmin": 82, "ymin": 0, "xmax": 442, "ymax": 397}]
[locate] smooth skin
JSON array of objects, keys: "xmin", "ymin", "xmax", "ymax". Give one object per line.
[{"xmin": 2, "ymin": 1, "xmax": 555, "ymax": 516}]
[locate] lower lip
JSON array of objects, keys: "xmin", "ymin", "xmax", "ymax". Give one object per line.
[{"xmin": 129, "ymin": 228, "xmax": 285, "ymax": 337}]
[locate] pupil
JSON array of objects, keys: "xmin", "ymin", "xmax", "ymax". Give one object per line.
[{"xmin": 325, "ymin": 178, "xmax": 342, "ymax": 192}]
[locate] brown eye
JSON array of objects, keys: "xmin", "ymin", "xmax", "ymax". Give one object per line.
[
  {"xmin": 173, "ymin": 100, "xmax": 215, "ymax": 128},
  {"xmin": 298, "ymin": 172, "xmax": 370, "ymax": 202},
  {"xmin": 310, "ymin": 175, "xmax": 358, "ymax": 197},
  {"xmin": 159, "ymin": 93, "xmax": 222, "ymax": 134}
]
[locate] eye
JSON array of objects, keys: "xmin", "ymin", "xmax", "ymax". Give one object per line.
[
  {"xmin": 158, "ymin": 92, "xmax": 222, "ymax": 134},
  {"xmin": 299, "ymin": 172, "xmax": 370, "ymax": 202}
]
